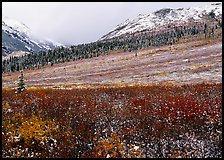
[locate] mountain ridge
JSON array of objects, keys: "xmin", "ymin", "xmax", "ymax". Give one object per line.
[
  {"xmin": 2, "ymin": 16, "xmax": 63, "ymax": 56},
  {"xmin": 99, "ymin": 3, "xmax": 222, "ymax": 41}
]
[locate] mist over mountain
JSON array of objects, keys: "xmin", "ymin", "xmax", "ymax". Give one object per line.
[{"xmin": 2, "ymin": 16, "xmax": 63, "ymax": 56}]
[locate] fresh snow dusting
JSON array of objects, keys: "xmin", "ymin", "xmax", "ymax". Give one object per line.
[
  {"xmin": 44, "ymin": 37, "xmax": 65, "ymax": 47},
  {"xmin": 2, "ymin": 51, "xmax": 29, "ymax": 61},
  {"xmin": 2, "ymin": 16, "xmax": 63, "ymax": 53},
  {"xmin": 25, "ymin": 46, "xmax": 32, "ymax": 51},
  {"xmin": 100, "ymin": 3, "xmax": 222, "ymax": 40},
  {"xmin": 2, "ymin": 16, "xmax": 32, "ymax": 37}
]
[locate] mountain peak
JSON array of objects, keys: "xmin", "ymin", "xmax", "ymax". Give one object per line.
[
  {"xmin": 154, "ymin": 8, "xmax": 173, "ymax": 17},
  {"xmin": 2, "ymin": 16, "xmax": 63, "ymax": 56},
  {"xmin": 2, "ymin": 16, "xmax": 31, "ymax": 37},
  {"xmin": 99, "ymin": 3, "xmax": 222, "ymax": 41}
]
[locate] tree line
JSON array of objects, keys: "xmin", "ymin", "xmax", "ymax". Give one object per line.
[{"xmin": 2, "ymin": 17, "xmax": 222, "ymax": 73}]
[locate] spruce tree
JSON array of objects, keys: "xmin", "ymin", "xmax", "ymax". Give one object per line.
[{"xmin": 16, "ymin": 70, "xmax": 26, "ymax": 93}]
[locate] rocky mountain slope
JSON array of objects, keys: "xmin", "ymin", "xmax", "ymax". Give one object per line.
[
  {"xmin": 99, "ymin": 3, "xmax": 222, "ymax": 40},
  {"xmin": 2, "ymin": 16, "xmax": 62, "ymax": 56}
]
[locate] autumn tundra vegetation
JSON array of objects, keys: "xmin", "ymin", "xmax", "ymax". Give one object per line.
[{"xmin": 2, "ymin": 83, "xmax": 222, "ymax": 158}]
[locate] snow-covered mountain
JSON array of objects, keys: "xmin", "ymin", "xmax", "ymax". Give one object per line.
[
  {"xmin": 99, "ymin": 3, "xmax": 222, "ymax": 40},
  {"xmin": 2, "ymin": 16, "xmax": 63, "ymax": 56}
]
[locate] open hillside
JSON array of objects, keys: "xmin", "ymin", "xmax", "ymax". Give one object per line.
[{"xmin": 2, "ymin": 33, "xmax": 222, "ymax": 88}]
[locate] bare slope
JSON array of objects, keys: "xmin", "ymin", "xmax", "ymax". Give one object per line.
[{"xmin": 2, "ymin": 35, "xmax": 222, "ymax": 88}]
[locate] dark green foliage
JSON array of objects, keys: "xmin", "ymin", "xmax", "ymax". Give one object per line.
[
  {"xmin": 16, "ymin": 70, "xmax": 26, "ymax": 93},
  {"xmin": 209, "ymin": 10, "xmax": 216, "ymax": 19}
]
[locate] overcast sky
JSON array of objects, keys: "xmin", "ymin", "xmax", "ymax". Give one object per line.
[{"xmin": 2, "ymin": 2, "xmax": 217, "ymax": 45}]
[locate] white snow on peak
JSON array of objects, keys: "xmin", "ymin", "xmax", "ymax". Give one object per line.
[
  {"xmin": 2, "ymin": 16, "xmax": 32, "ymax": 37},
  {"xmin": 2, "ymin": 16, "xmax": 63, "ymax": 49},
  {"xmin": 100, "ymin": 3, "xmax": 222, "ymax": 40},
  {"xmin": 44, "ymin": 38, "xmax": 65, "ymax": 47}
]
